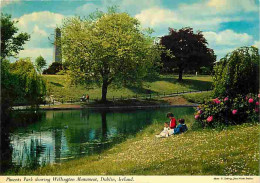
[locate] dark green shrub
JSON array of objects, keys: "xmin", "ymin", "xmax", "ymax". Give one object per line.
[
  {"xmin": 199, "ymin": 66, "xmax": 212, "ymax": 75},
  {"xmin": 213, "ymin": 46, "xmax": 259, "ymax": 97},
  {"xmin": 43, "ymin": 62, "xmax": 63, "ymax": 75}
]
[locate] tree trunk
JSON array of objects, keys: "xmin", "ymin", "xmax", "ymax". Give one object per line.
[
  {"xmin": 101, "ymin": 81, "xmax": 108, "ymax": 102},
  {"xmin": 178, "ymin": 67, "xmax": 183, "ymax": 81}
]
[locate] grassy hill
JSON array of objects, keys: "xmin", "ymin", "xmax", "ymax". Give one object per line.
[
  {"xmin": 43, "ymin": 74, "xmax": 213, "ymax": 102},
  {"xmin": 18, "ymin": 122, "xmax": 259, "ymax": 175}
]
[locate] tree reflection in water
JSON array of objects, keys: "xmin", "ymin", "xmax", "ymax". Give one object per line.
[{"xmin": 3, "ymin": 107, "xmax": 194, "ymax": 173}]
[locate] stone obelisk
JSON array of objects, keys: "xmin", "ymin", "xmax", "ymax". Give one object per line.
[{"xmin": 53, "ymin": 28, "xmax": 62, "ymax": 62}]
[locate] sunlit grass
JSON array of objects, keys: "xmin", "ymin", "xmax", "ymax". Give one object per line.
[
  {"xmin": 16, "ymin": 122, "xmax": 259, "ymax": 175},
  {"xmin": 43, "ymin": 74, "xmax": 213, "ymax": 101},
  {"xmin": 182, "ymin": 91, "xmax": 213, "ymax": 104}
]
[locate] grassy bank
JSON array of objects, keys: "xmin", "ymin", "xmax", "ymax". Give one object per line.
[
  {"xmin": 43, "ymin": 75, "xmax": 212, "ymax": 101},
  {"xmin": 182, "ymin": 91, "xmax": 213, "ymax": 104},
  {"xmin": 17, "ymin": 122, "xmax": 259, "ymax": 175}
]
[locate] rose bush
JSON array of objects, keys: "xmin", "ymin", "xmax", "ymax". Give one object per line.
[{"xmin": 193, "ymin": 94, "xmax": 259, "ymax": 129}]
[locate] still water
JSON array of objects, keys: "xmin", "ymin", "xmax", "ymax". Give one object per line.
[{"xmin": 5, "ymin": 107, "xmax": 195, "ymax": 171}]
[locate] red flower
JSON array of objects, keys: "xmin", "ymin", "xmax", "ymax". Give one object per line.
[
  {"xmin": 248, "ymin": 98, "xmax": 254, "ymax": 103},
  {"xmin": 195, "ymin": 115, "xmax": 200, "ymax": 120},
  {"xmin": 199, "ymin": 110, "xmax": 203, "ymax": 114},
  {"xmin": 207, "ymin": 116, "xmax": 213, "ymax": 123},
  {"xmin": 232, "ymin": 109, "xmax": 237, "ymax": 115},
  {"xmin": 256, "ymin": 102, "xmax": 259, "ymax": 106},
  {"xmin": 213, "ymin": 98, "xmax": 220, "ymax": 104},
  {"xmin": 224, "ymin": 97, "xmax": 228, "ymax": 102}
]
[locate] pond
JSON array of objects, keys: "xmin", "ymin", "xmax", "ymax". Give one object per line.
[{"xmin": 2, "ymin": 107, "xmax": 195, "ymax": 173}]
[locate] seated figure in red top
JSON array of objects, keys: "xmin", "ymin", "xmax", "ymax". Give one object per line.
[{"xmin": 167, "ymin": 112, "xmax": 176, "ymax": 129}]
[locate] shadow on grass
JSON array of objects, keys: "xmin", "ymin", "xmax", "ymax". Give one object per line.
[
  {"xmin": 126, "ymin": 85, "xmax": 159, "ymax": 95},
  {"xmin": 50, "ymin": 82, "xmax": 64, "ymax": 87},
  {"xmin": 158, "ymin": 76, "xmax": 213, "ymax": 91}
]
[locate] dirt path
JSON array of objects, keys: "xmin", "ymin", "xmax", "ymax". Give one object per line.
[{"xmin": 162, "ymin": 96, "xmax": 191, "ymax": 105}]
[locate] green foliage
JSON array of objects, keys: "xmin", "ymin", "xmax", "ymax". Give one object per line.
[
  {"xmin": 35, "ymin": 55, "xmax": 47, "ymax": 73},
  {"xmin": 61, "ymin": 9, "xmax": 161, "ymax": 101},
  {"xmin": 1, "ymin": 58, "xmax": 46, "ymax": 107},
  {"xmin": 42, "ymin": 62, "xmax": 63, "ymax": 75},
  {"xmin": 213, "ymin": 46, "xmax": 259, "ymax": 97},
  {"xmin": 199, "ymin": 66, "xmax": 212, "ymax": 75},
  {"xmin": 193, "ymin": 94, "xmax": 259, "ymax": 129},
  {"xmin": 0, "ymin": 13, "xmax": 30, "ymax": 59}
]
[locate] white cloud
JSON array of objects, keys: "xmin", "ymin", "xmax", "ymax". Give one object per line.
[
  {"xmin": 135, "ymin": 7, "xmax": 230, "ymax": 30},
  {"xmin": 207, "ymin": 0, "xmax": 258, "ymax": 13},
  {"xmin": 202, "ymin": 29, "xmax": 255, "ymax": 60},
  {"xmin": 203, "ymin": 29, "xmax": 253, "ymax": 46},
  {"xmin": 18, "ymin": 48, "xmax": 53, "ymax": 66},
  {"xmin": 0, "ymin": 0, "xmax": 20, "ymax": 8},
  {"xmin": 8, "ymin": 11, "xmax": 65, "ymax": 63},
  {"xmin": 15, "ymin": 11, "xmax": 65, "ymax": 49},
  {"xmin": 135, "ymin": 7, "xmax": 177, "ymax": 27},
  {"xmin": 33, "ymin": 25, "xmax": 48, "ymax": 37},
  {"xmin": 17, "ymin": 11, "xmax": 64, "ymax": 30},
  {"xmin": 135, "ymin": 0, "xmax": 257, "ymax": 30}
]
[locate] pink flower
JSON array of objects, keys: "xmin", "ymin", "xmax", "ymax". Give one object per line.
[
  {"xmin": 232, "ymin": 109, "xmax": 237, "ymax": 115},
  {"xmin": 248, "ymin": 98, "xmax": 254, "ymax": 103},
  {"xmin": 224, "ymin": 97, "xmax": 228, "ymax": 102},
  {"xmin": 207, "ymin": 116, "xmax": 213, "ymax": 123},
  {"xmin": 245, "ymin": 96, "xmax": 248, "ymax": 100},
  {"xmin": 255, "ymin": 108, "xmax": 259, "ymax": 113},
  {"xmin": 258, "ymin": 94, "xmax": 260, "ymax": 98},
  {"xmin": 256, "ymin": 102, "xmax": 259, "ymax": 106},
  {"xmin": 195, "ymin": 115, "xmax": 200, "ymax": 120},
  {"xmin": 199, "ymin": 110, "xmax": 203, "ymax": 114}
]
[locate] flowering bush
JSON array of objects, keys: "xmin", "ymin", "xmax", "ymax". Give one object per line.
[{"xmin": 193, "ymin": 94, "xmax": 259, "ymax": 128}]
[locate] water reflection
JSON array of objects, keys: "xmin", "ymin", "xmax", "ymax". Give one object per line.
[{"xmin": 2, "ymin": 107, "xmax": 194, "ymax": 173}]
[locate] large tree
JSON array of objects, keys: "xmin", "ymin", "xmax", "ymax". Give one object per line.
[
  {"xmin": 61, "ymin": 10, "xmax": 161, "ymax": 102},
  {"xmin": 0, "ymin": 13, "xmax": 30, "ymax": 59},
  {"xmin": 160, "ymin": 27, "xmax": 215, "ymax": 81}
]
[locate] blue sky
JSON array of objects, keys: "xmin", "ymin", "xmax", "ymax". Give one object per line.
[{"xmin": 1, "ymin": 0, "xmax": 259, "ymax": 65}]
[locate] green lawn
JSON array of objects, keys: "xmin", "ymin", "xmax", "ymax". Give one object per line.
[
  {"xmin": 17, "ymin": 122, "xmax": 259, "ymax": 175},
  {"xmin": 43, "ymin": 74, "xmax": 213, "ymax": 101},
  {"xmin": 182, "ymin": 91, "xmax": 213, "ymax": 104}
]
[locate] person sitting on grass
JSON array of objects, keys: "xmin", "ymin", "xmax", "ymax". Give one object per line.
[
  {"xmin": 171, "ymin": 118, "xmax": 188, "ymax": 135},
  {"xmin": 167, "ymin": 112, "xmax": 176, "ymax": 129},
  {"xmin": 155, "ymin": 122, "xmax": 170, "ymax": 138}
]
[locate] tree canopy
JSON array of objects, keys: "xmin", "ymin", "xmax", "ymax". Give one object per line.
[
  {"xmin": 2, "ymin": 58, "xmax": 46, "ymax": 106},
  {"xmin": 0, "ymin": 13, "xmax": 30, "ymax": 59},
  {"xmin": 35, "ymin": 55, "xmax": 47, "ymax": 73},
  {"xmin": 213, "ymin": 46, "xmax": 259, "ymax": 97},
  {"xmin": 61, "ymin": 10, "xmax": 161, "ymax": 102},
  {"xmin": 160, "ymin": 27, "xmax": 215, "ymax": 81}
]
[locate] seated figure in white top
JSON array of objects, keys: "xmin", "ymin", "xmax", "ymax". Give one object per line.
[{"xmin": 156, "ymin": 122, "xmax": 170, "ymax": 138}]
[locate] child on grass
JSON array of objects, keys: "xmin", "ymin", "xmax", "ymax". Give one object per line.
[
  {"xmin": 171, "ymin": 118, "xmax": 188, "ymax": 135},
  {"xmin": 155, "ymin": 122, "xmax": 170, "ymax": 138},
  {"xmin": 167, "ymin": 112, "xmax": 176, "ymax": 129}
]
